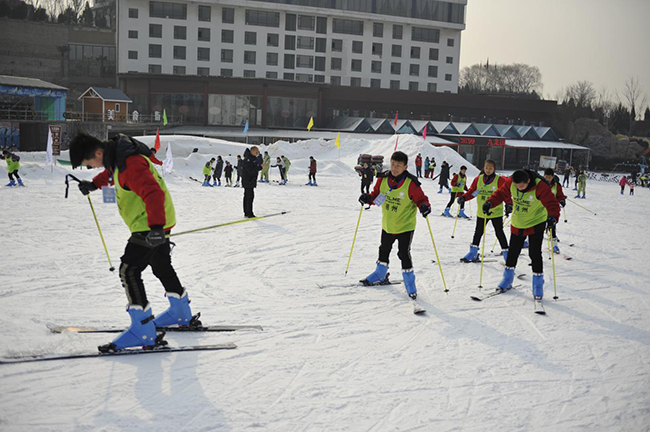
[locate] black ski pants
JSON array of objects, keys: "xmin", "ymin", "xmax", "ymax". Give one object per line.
[
  {"xmin": 309, "ymin": 173, "xmax": 316, "ymax": 182},
  {"xmin": 378, "ymin": 230, "xmax": 414, "ymax": 270},
  {"xmin": 446, "ymin": 192, "xmax": 464, "ymax": 209},
  {"xmin": 473, "ymin": 216, "xmax": 509, "ymax": 250},
  {"xmin": 243, "ymin": 187, "xmax": 255, "ymax": 217},
  {"xmin": 361, "ymin": 180, "xmax": 371, "ymax": 194},
  {"xmin": 416, "ymin": 166, "xmax": 422, "ymax": 177},
  {"xmin": 8, "ymin": 170, "xmax": 20, "ymax": 180},
  {"xmin": 506, "ymin": 222, "xmax": 546, "ymax": 273},
  {"xmin": 119, "ymin": 234, "xmax": 184, "ymax": 308}
]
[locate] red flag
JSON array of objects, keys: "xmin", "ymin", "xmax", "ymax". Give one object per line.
[
  {"xmin": 423, "ymin": 127, "xmax": 427, "ymax": 140},
  {"xmin": 393, "ymin": 112, "xmax": 398, "ymax": 126},
  {"xmin": 154, "ymin": 128, "xmax": 161, "ymax": 151}
]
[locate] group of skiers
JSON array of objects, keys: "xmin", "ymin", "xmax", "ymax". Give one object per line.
[
  {"xmin": 202, "ymin": 155, "xmax": 243, "ymax": 187},
  {"xmin": 619, "ymin": 176, "xmax": 637, "ymax": 195},
  {"xmin": 563, "ymin": 166, "xmax": 587, "ymax": 199}
]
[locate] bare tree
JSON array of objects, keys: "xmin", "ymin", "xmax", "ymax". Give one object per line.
[
  {"xmin": 594, "ymin": 85, "xmax": 616, "ymax": 129},
  {"xmin": 622, "ymin": 76, "xmax": 648, "ymax": 121},
  {"xmin": 459, "ymin": 62, "xmax": 543, "ymax": 96},
  {"xmin": 564, "ymin": 81, "xmax": 596, "ymax": 108}
]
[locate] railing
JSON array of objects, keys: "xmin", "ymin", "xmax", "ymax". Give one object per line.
[
  {"xmin": 0, "ymin": 109, "xmax": 61, "ymax": 121},
  {"xmin": 0, "ymin": 108, "xmax": 183, "ymax": 125}
]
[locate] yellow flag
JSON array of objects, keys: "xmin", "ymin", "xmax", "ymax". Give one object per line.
[
  {"xmin": 307, "ymin": 117, "xmax": 314, "ymax": 131},
  {"xmin": 334, "ymin": 132, "xmax": 340, "ymax": 148}
]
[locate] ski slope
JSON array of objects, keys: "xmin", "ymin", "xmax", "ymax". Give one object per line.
[{"xmin": 0, "ymin": 135, "xmax": 649, "ymax": 431}]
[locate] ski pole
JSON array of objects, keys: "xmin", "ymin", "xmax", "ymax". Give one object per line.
[
  {"xmin": 345, "ymin": 205, "xmax": 365, "ymax": 276},
  {"xmin": 425, "ymin": 216, "xmax": 448, "ymax": 293},
  {"xmin": 563, "ymin": 206, "xmax": 568, "ymax": 223},
  {"xmin": 478, "ymin": 216, "xmax": 488, "ymax": 288},
  {"xmin": 567, "ymin": 199, "xmax": 597, "ymax": 216},
  {"xmin": 170, "ymin": 211, "xmax": 290, "ymax": 238},
  {"xmin": 451, "ymin": 202, "xmax": 461, "ymax": 239},
  {"xmin": 548, "ymin": 229, "xmax": 559, "ymax": 299}
]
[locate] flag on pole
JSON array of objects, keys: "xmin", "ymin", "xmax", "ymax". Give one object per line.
[
  {"xmin": 307, "ymin": 116, "xmax": 314, "ymax": 131},
  {"xmin": 243, "ymin": 119, "xmax": 249, "ymax": 134},
  {"xmin": 334, "ymin": 132, "xmax": 340, "ymax": 148},
  {"xmin": 393, "ymin": 111, "xmax": 398, "ymax": 127},
  {"xmin": 422, "ymin": 126, "xmax": 427, "ymax": 141},
  {"xmin": 154, "ymin": 128, "xmax": 161, "ymax": 151},
  {"xmin": 45, "ymin": 126, "xmax": 53, "ymax": 166},
  {"xmin": 163, "ymin": 143, "xmax": 173, "ymax": 174},
  {"xmin": 163, "ymin": 109, "xmax": 168, "ymax": 126},
  {"xmin": 393, "ymin": 135, "xmax": 399, "ymax": 152}
]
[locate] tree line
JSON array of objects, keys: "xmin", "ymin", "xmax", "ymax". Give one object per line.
[{"xmin": 0, "ymin": 0, "xmax": 113, "ymax": 28}]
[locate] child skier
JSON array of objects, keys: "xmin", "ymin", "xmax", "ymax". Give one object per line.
[
  {"xmin": 630, "ymin": 180, "xmax": 635, "ymax": 196},
  {"xmin": 224, "ymin": 161, "xmax": 233, "ymax": 186},
  {"xmin": 203, "ymin": 158, "xmax": 215, "ymax": 186},
  {"xmin": 358, "ymin": 151, "xmax": 431, "ymax": 305},
  {"xmin": 69, "ymin": 133, "xmax": 197, "ymax": 353},
  {"xmin": 1, "ymin": 150, "xmax": 23, "ymax": 186},
  {"xmin": 483, "ymin": 169, "xmax": 560, "ymax": 303},
  {"xmin": 272, "ymin": 157, "xmax": 287, "ymax": 185},
  {"xmin": 213, "ymin": 156, "xmax": 224, "ymax": 186},
  {"xmin": 543, "ymin": 168, "xmax": 566, "ymax": 254},
  {"xmin": 307, "ymin": 156, "xmax": 317, "ymax": 186},
  {"xmin": 260, "ymin": 151, "xmax": 271, "ymax": 183},
  {"xmin": 457, "ymin": 160, "xmax": 511, "ymax": 262},
  {"xmin": 281, "ymin": 155, "xmax": 291, "ymax": 181},
  {"xmin": 235, "ymin": 155, "xmax": 243, "ymax": 187},
  {"xmin": 576, "ymin": 171, "xmax": 587, "ymax": 198},
  {"xmin": 429, "ymin": 157, "xmax": 437, "ymax": 179},
  {"xmin": 619, "ymin": 176, "xmax": 628, "ymax": 195},
  {"xmin": 443, "ymin": 165, "xmax": 468, "ymax": 218}
]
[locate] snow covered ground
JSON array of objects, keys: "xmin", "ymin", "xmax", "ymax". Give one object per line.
[{"xmin": 1, "ymin": 135, "xmax": 649, "ymax": 431}]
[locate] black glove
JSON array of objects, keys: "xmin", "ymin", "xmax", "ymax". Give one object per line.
[
  {"xmin": 420, "ymin": 203, "xmax": 431, "ymax": 218},
  {"xmin": 456, "ymin": 196, "xmax": 465, "ymax": 206},
  {"xmin": 482, "ymin": 201, "xmax": 493, "ymax": 215},
  {"xmin": 546, "ymin": 216, "xmax": 557, "ymax": 230},
  {"xmin": 78, "ymin": 180, "xmax": 98, "ymax": 196},
  {"xmin": 560, "ymin": 200, "xmax": 566, "ymax": 208},
  {"xmin": 146, "ymin": 226, "xmax": 166, "ymax": 247},
  {"xmin": 505, "ymin": 204, "xmax": 513, "ymax": 217},
  {"xmin": 359, "ymin": 193, "xmax": 372, "ymax": 205}
]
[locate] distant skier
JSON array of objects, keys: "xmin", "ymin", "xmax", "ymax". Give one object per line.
[
  {"xmin": 242, "ymin": 146, "xmax": 262, "ymax": 218},
  {"xmin": 212, "ymin": 156, "xmax": 224, "ymax": 186},
  {"xmin": 272, "ymin": 157, "xmax": 287, "ymax": 185},
  {"xmin": 438, "ymin": 161, "xmax": 450, "ymax": 192},
  {"xmin": 576, "ymin": 171, "xmax": 587, "ymax": 198},
  {"xmin": 149, "ymin": 147, "xmax": 163, "ymax": 166},
  {"xmin": 424, "ymin": 156, "xmax": 431, "ymax": 178},
  {"xmin": 415, "ymin": 153, "xmax": 423, "ymax": 178},
  {"xmin": 443, "ymin": 165, "xmax": 468, "ymax": 218},
  {"xmin": 307, "ymin": 156, "xmax": 317, "ymax": 186},
  {"xmin": 562, "ymin": 166, "xmax": 572, "ymax": 187},
  {"xmin": 360, "ymin": 162, "xmax": 374, "ymax": 193},
  {"xmin": 619, "ymin": 176, "xmax": 628, "ymax": 195},
  {"xmin": 260, "ymin": 151, "xmax": 270, "ymax": 183},
  {"xmin": 543, "ymin": 168, "xmax": 566, "ymax": 254},
  {"xmin": 483, "ymin": 169, "xmax": 561, "ymax": 302},
  {"xmin": 358, "ymin": 151, "xmax": 431, "ymax": 304},
  {"xmin": 1, "ymin": 150, "xmax": 23, "ymax": 186},
  {"xmin": 69, "ymin": 133, "xmax": 197, "ymax": 353},
  {"xmin": 428, "ymin": 157, "xmax": 437, "ymax": 179},
  {"xmin": 629, "ymin": 180, "xmax": 635, "ymax": 196},
  {"xmin": 235, "ymin": 154, "xmax": 243, "ymax": 187},
  {"xmin": 224, "ymin": 161, "xmax": 233, "ymax": 186},
  {"xmin": 281, "ymin": 155, "xmax": 291, "ymax": 181},
  {"xmin": 203, "ymin": 157, "xmax": 215, "ymax": 187}
]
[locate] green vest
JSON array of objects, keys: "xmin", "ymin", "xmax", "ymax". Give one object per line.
[
  {"xmin": 203, "ymin": 163, "xmax": 212, "ymax": 176},
  {"xmin": 510, "ymin": 178, "xmax": 547, "ymax": 229},
  {"xmin": 379, "ymin": 176, "xmax": 417, "ymax": 234},
  {"xmin": 114, "ymin": 155, "xmax": 176, "ymax": 233},
  {"xmin": 451, "ymin": 174, "xmax": 466, "ymax": 193},
  {"xmin": 5, "ymin": 156, "xmax": 19, "ymax": 173},
  {"xmin": 477, "ymin": 174, "xmax": 503, "ymax": 219},
  {"xmin": 550, "ymin": 183, "xmax": 557, "ymax": 197}
]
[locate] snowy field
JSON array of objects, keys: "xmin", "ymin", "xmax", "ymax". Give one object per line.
[{"xmin": 1, "ymin": 135, "xmax": 649, "ymax": 431}]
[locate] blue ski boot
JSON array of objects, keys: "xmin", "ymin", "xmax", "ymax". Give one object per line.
[
  {"xmin": 458, "ymin": 209, "xmax": 469, "ymax": 219},
  {"xmin": 103, "ymin": 304, "xmax": 158, "ymax": 351},
  {"xmin": 312, "ymin": 182, "xmax": 318, "ymax": 187},
  {"xmin": 403, "ymin": 269, "xmax": 417, "ymax": 299},
  {"xmin": 306, "ymin": 181, "xmax": 313, "ymax": 186},
  {"xmin": 532, "ymin": 273, "xmax": 544, "ymax": 299},
  {"xmin": 574, "ymin": 194, "xmax": 580, "ymax": 198},
  {"xmin": 497, "ymin": 267, "xmax": 515, "ymax": 292},
  {"xmin": 437, "ymin": 189, "xmax": 443, "ymax": 194},
  {"xmin": 360, "ymin": 261, "xmax": 389, "ymax": 286},
  {"xmin": 153, "ymin": 290, "xmax": 194, "ymax": 327},
  {"xmin": 581, "ymin": 194, "xmax": 586, "ymax": 199},
  {"xmin": 17, "ymin": 179, "xmax": 24, "ymax": 186},
  {"xmin": 552, "ymin": 239, "xmax": 560, "ymax": 254},
  {"xmin": 523, "ymin": 240, "xmax": 529, "ymax": 248},
  {"xmin": 461, "ymin": 244, "xmax": 480, "ymax": 262},
  {"xmin": 443, "ymin": 207, "xmax": 452, "ymax": 217},
  {"xmin": 502, "ymin": 249, "xmax": 508, "ymax": 263},
  {"xmin": 6, "ymin": 180, "xmax": 16, "ymax": 187}
]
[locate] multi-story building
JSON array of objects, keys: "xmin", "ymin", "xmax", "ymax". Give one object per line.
[{"xmin": 117, "ymin": 0, "xmax": 466, "ymax": 93}]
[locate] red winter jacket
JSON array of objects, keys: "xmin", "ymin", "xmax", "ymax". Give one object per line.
[
  {"xmin": 92, "ymin": 155, "xmax": 169, "ymax": 229},
  {"xmin": 450, "ymin": 173, "xmax": 468, "ymax": 190},
  {"xmin": 554, "ymin": 182, "xmax": 566, "ymax": 202},
  {"xmin": 461, "ymin": 174, "xmax": 512, "ymax": 205},
  {"xmin": 309, "ymin": 159, "xmax": 317, "ymax": 174},
  {"xmin": 368, "ymin": 172, "xmax": 430, "ymax": 209},
  {"xmin": 415, "ymin": 156, "xmax": 423, "ymax": 167},
  {"xmin": 619, "ymin": 177, "xmax": 628, "ymax": 187}
]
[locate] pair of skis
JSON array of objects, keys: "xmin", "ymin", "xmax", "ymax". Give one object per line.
[{"xmin": 470, "ymin": 285, "xmax": 546, "ymax": 315}]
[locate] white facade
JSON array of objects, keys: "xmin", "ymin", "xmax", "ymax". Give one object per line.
[{"xmin": 117, "ymin": 0, "xmax": 466, "ymax": 93}]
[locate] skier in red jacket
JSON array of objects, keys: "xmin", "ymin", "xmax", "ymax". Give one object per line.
[{"xmin": 543, "ymin": 168, "xmax": 566, "ymax": 254}]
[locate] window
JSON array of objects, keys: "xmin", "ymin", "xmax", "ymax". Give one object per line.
[
  {"xmin": 352, "ymin": 41, "xmax": 363, "ymax": 54},
  {"xmin": 411, "ymin": 47, "xmax": 420, "ymax": 59},
  {"xmin": 149, "ymin": 44, "xmax": 162, "ymax": 58},
  {"xmin": 429, "ymin": 48, "xmax": 439, "ymax": 61},
  {"xmin": 243, "ymin": 70, "xmax": 255, "ymax": 78},
  {"xmin": 371, "ymin": 61, "xmax": 381, "ymax": 73},
  {"xmin": 298, "ymin": 15, "xmax": 315, "ymax": 30},
  {"xmin": 331, "ymin": 39, "xmax": 342, "ymax": 52},
  {"xmin": 445, "ymin": 73, "xmax": 452, "ymax": 81},
  {"xmin": 393, "ymin": 24, "xmax": 402, "ymax": 39},
  {"xmin": 315, "ymin": 56, "xmax": 325, "ymax": 71},
  {"xmin": 149, "ymin": 1, "xmax": 186, "ymax": 19},
  {"xmin": 390, "ymin": 80, "xmax": 400, "ymax": 90},
  {"xmin": 173, "ymin": 45, "xmax": 186, "ymax": 60},
  {"xmin": 295, "ymin": 73, "xmax": 313, "ymax": 82},
  {"xmin": 267, "ymin": 52, "xmax": 279, "ymax": 66},
  {"xmin": 391, "ymin": 45, "xmax": 402, "ymax": 57},
  {"xmin": 285, "ymin": 13, "xmax": 296, "ymax": 31},
  {"xmin": 244, "ymin": 51, "xmax": 256, "ymax": 64},
  {"xmin": 296, "ymin": 55, "xmax": 313, "ymax": 68},
  {"xmin": 390, "ymin": 62, "xmax": 401, "ymax": 75},
  {"xmin": 427, "ymin": 83, "xmax": 437, "ymax": 92},
  {"xmin": 173, "ymin": 65, "xmax": 186, "ymax": 75},
  {"xmin": 373, "ymin": 22, "xmax": 383, "ymax": 37},
  {"xmin": 284, "ymin": 54, "xmax": 295, "ymax": 69},
  {"xmin": 315, "ymin": 38, "xmax": 326, "ymax": 53},
  {"xmin": 221, "ymin": 49, "xmax": 233, "ymax": 63},
  {"xmin": 246, "ymin": 10, "xmax": 280, "ymax": 27},
  {"xmin": 149, "ymin": 24, "xmax": 162, "ymax": 38},
  {"xmin": 409, "ymin": 82, "xmax": 418, "ymax": 91},
  {"xmin": 149, "ymin": 64, "xmax": 161, "ymax": 73},
  {"xmin": 372, "ymin": 43, "xmax": 382, "ymax": 55},
  {"xmin": 447, "ymin": 38, "xmax": 455, "ymax": 47},
  {"xmin": 267, "ymin": 33, "xmax": 279, "ymax": 47},
  {"xmin": 266, "ymin": 71, "xmax": 278, "ymax": 79},
  {"xmin": 198, "ymin": 27, "xmax": 210, "ymax": 42},
  {"xmin": 174, "ymin": 26, "xmax": 186, "ymax": 40},
  {"xmin": 332, "ymin": 18, "xmax": 363, "ymax": 35},
  {"xmin": 221, "ymin": 68, "xmax": 233, "ymax": 77},
  {"xmin": 128, "ymin": 8, "xmax": 138, "ymax": 18},
  {"xmin": 371, "ymin": 78, "xmax": 381, "ymax": 88},
  {"xmin": 285, "ymin": 35, "xmax": 295, "ymax": 50},
  {"xmin": 428, "ymin": 65, "xmax": 438, "ymax": 78},
  {"xmin": 197, "ymin": 67, "xmax": 209, "ymax": 76},
  {"xmin": 198, "ymin": 5, "xmax": 211, "ymax": 22},
  {"xmin": 222, "ymin": 7, "xmax": 234, "ymax": 23},
  {"xmin": 128, "ymin": 50, "xmax": 138, "ymax": 59},
  {"xmin": 198, "ymin": 47, "xmax": 210, "ymax": 61},
  {"xmin": 331, "ymin": 76, "xmax": 341, "ymax": 86},
  {"xmin": 297, "ymin": 36, "xmax": 314, "ymax": 49},
  {"xmin": 331, "ymin": 57, "xmax": 342, "ymax": 70},
  {"xmin": 284, "ymin": 72, "xmax": 295, "ymax": 80},
  {"xmin": 314, "ymin": 75, "xmax": 325, "ymax": 83},
  {"xmin": 222, "ymin": 30, "xmax": 233, "ymax": 43},
  {"xmin": 128, "ymin": 30, "xmax": 138, "ymax": 39},
  {"xmin": 446, "ymin": 56, "xmax": 453, "ymax": 64},
  {"xmin": 245, "ymin": 31, "xmax": 257, "ymax": 45},
  {"xmin": 351, "ymin": 77, "xmax": 361, "ymax": 87},
  {"xmin": 409, "ymin": 64, "xmax": 419, "ymax": 76},
  {"xmin": 411, "ymin": 27, "xmax": 439, "ymax": 43},
  {"xmin": 115, "ymin": 103, "xmax": 121, "ymax": 113},
  {"xmin": 316, "ymin": 16, "xmax": 327, "ymax": 34},
  {"xmin": 351, "ymin": 59, "xmax": 362, "ymax": 72}
]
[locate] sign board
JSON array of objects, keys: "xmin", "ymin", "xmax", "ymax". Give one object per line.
[
  {"xmin": 102, "ymin": 187, "xmax": 116, "ymax": 203},
  {"xmin": 539, "ymin": 155, "xmax": 557, "ymax": 169},
  {"xmin": 448, "ymin": 136, "xmax": 506, "ymax": 147},
  {"xmin": 49, "ymin": 125, "xmax": 62, "ymax": 156}
]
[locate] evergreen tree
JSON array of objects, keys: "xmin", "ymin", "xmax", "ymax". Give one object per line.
[{"xmin": 81, "ymin": 2, "xmax": 93, "ymax": 26}]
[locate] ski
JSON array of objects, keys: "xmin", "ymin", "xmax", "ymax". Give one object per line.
[
  {"xmin": 316, "ymin": 280, "xmax": 402, "ymax": 289},
  {"xmin": 412, "ymin": 298, "xmax": 426, "ymax": 314},
  {"xmin": 47, "ymin": 323, "xmax": 263, "ymax": 334},
  {"xmin": 458, "ymin": 258, "xmax": 499, "ymax": 264},
  {"xmin": 188, "ymin": 176, "xmax": 203, "ymax": 184},
  {"xmin": 470, "ymin": 284, "xmax": 522, "ymax": 302},
  {"xmin": 534, "ymin": 299, "xmax": 546, "ymax": 315},
  {"xmin": 0, "ymin": 343, "xmax": 237, "ymax": 365}
]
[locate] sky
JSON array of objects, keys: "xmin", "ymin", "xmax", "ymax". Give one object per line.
[{"xmin": 460, "ymin": 0, "xmax": 650, "ymax": 105}]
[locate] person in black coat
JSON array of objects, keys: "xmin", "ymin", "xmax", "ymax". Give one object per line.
[
  {"xmin": 235, "ymin": 154, "xmax": 243, "ymax": 187},
  {"xmin": 242, "ymin": 146, "xmax": 262, "ymax": 218},
  {"xmin": 438, "ymin": 161, "xmax": 451, "ymax": 193},
  {"xmin": 213, "ymin": 156, "xmax": 224, "ymax": 186},
  {"xmin": 360, "ymin": 163, "xmax": 374, "ymax": 193}
]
